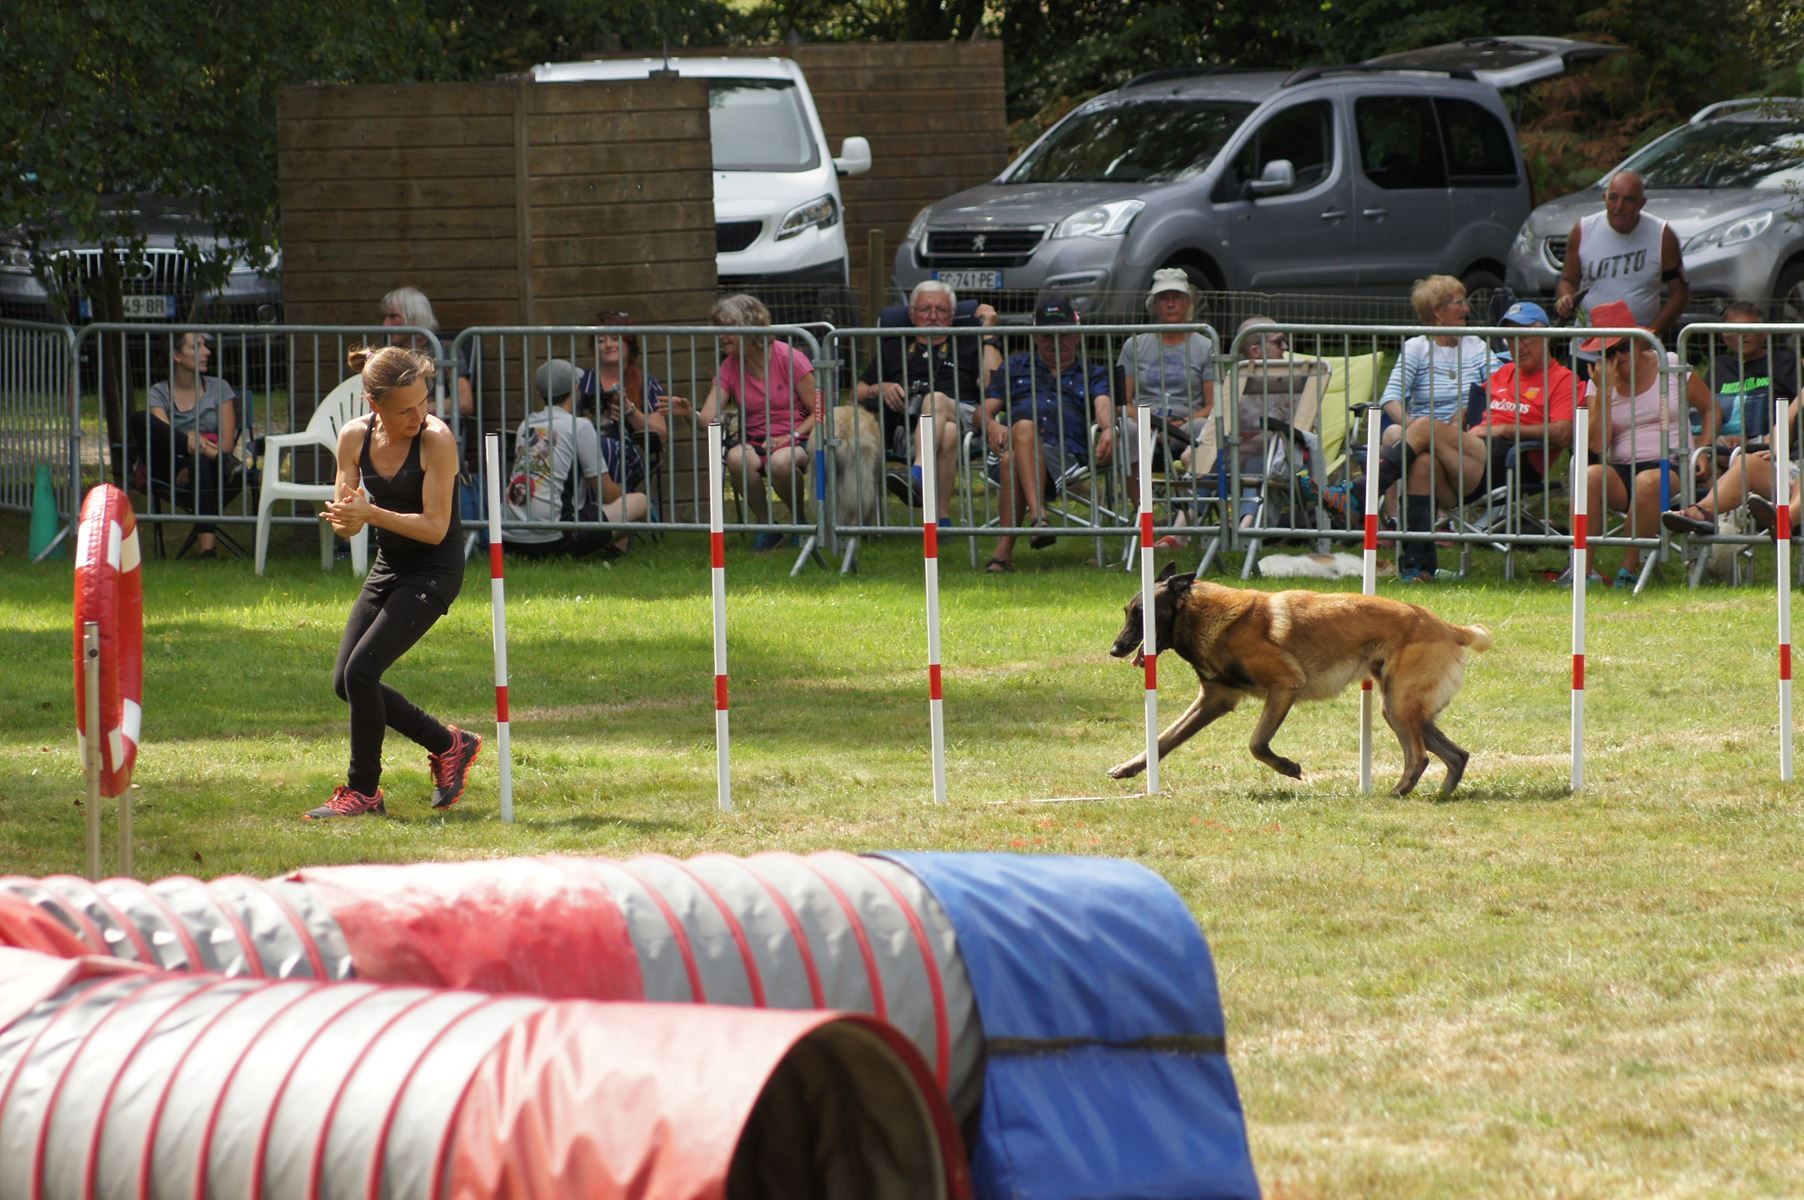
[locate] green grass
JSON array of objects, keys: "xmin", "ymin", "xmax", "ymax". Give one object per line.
[{"xmin": 1, "ymin": 514, "xmax": 1800, "ymax": 1198}]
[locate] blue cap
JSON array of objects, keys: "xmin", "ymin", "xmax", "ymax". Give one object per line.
[{"xmin": 1500, "ymin": 300, "xmax": 1550, "ymax": 327}]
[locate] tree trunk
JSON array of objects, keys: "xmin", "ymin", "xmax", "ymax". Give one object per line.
[{"xmin": 93, "ymin": 253, "xmax": 131, "ymax": 487}]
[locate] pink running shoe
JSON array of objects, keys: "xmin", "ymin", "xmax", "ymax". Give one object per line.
[
  {"xmin": 303, "ymin": 786, "xmax": 386, "ymax": 821},
  {"xmin": 428, "ymin": 726, "xmax": 483, "ymax": 810}
]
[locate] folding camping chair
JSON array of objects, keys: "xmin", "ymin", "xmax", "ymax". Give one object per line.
[{"xmin": 1226, "ymin": 358, "xmax": 1333, "ymax": 578}]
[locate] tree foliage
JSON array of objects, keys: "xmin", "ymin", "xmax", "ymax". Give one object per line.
[
  {"xmin": 750, "ymin": 0, "xmax": 1804, "ymax": 197},
  {"xmin": 0, "ymin": 0, "xmax": 423, "ymax": 311},
  {"xmin": 3, "ymin": 0, "xmax": 1800, "ymax": 295}
]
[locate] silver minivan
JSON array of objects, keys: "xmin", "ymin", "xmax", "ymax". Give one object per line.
[
  {"xmin": 1506, "ymin": 97, "xmax": 1804, "ymax": 322},
  {"xmin": 893, "ymin": 38, "xmax": 1616, "ymax": 318}
]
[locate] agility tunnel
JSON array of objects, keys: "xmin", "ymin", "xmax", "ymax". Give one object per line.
[
  {"xmin": 0, "ymin": 944, "xmax": 966, "ymax": 1200},
  {"xmin": 1, "ymin": 853, "xmax": 1261, "ymax": 1199}
]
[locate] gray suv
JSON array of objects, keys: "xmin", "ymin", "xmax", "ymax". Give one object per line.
[
  {"xmin": 894, "ymin": 38, "xmax": 1615, "ymax": 319},
  {"xmin": 1506, "ymin": 98, "xmax": 1804, "ymax": 322},
  {"xmin": 0, "ymin": 197, "xmax": 281, "ymax": 326}
]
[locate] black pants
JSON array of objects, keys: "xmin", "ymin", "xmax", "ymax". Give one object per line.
[
  {"xmin": 332, "ymin": 582, "xmax": 454, "ymax": 794},
  {"xmin": 140, "ymin": 417, "xmax": 243, "ymax": 533}
]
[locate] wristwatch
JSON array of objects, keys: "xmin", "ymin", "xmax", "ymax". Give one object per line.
[{"xmin": 982, "ymin": 336, "xmax": 1004, "ymax": 351}]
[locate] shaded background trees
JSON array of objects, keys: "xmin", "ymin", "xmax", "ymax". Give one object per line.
[{"xmin": 4, "ymin": 0, "xmax": 1801, "ymax": 293}]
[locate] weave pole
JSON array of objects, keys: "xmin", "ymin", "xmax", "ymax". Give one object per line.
[
  {"xmin": 920, "ymin": 414, "xmax": 948, "ymax": 804},
  {"xmin": 1136, "ymin": 405, "xmax": 1159, "ymax": 796},
  {"xmin": 1776, "ymin": 397, "xmax": 1793, "ymax": 781},
  {"xmin": 708, "ymin": 421, "xmax": 733, "ymax": 812},
  {"xmin": 1570, "ymin": 406, "xmax": 1589, "ymax": 792},
  {"xmin": 1359, "ymin": 408, "xmax": 1381, "ymax": 795},
  {"xmin": 483, "ymin": 435, "xmax": 515, "ymax": 823}
]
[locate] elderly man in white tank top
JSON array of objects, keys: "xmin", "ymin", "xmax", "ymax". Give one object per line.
[{"xmin": 1553, "ymin": 170, "xmax": 1689, "ymax": 337}]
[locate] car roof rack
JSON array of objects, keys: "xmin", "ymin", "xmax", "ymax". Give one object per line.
[
  {"xmin": 1122, "ymin": 66, "xmax": 1268, "ymax": 88},
  {"xmin": 1282, "ymin": 63, "xmax": 1476, "ymax": 87},
  {"xmin": 1689, "ymin": 96, "xmax": 1804, "ymax": 124}
]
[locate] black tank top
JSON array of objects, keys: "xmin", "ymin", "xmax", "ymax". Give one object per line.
[{"xmin": 359, "ymin": 421, "xmax": 463, "ymax": 600}]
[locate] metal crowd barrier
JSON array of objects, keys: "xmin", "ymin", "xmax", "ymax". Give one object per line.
[
  {"xmin": 451, "ymin": 324, "xmax": 824, "ymax": 571},
  {"xmin": 812, "ymin": 320, "xmax": 1223, "ymax": 571},
  {"xmin": 1667, "ymin": 322, "xmax": 1804, "ymax": 586},
  {"xmin": 0, "ymin": 321, "xmax": 78, "ymax": 561},
  {"xmin": 17, "ymin": 323, "xmax": 446, "ymax": 562},
  {"xmin": 1218, "ymin": 322, "xmax": 1687, "ymax": 585},
  {"xmin": 11, "ymin": 314, "xmax": 1802, "ymax": 586}
]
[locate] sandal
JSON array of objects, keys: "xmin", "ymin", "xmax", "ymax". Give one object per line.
[
  {"xmin": 1151, "ymin": 534, "xmax": 1188, "ymax": 550},
  {"xmin": 1660, "ymin": 506, "xmax": 1714, "ymax": 536},
  {"xmin": 984, "ymin": 557, "xmax": 1015, "ymax": 574},
  {"xmin": 1028, "ymin": 518, "xmax": 1056, "ymax": 550},
  {"xmin": 1746, "ymin": 494, "xmax": 1781, "ymax": 538}
]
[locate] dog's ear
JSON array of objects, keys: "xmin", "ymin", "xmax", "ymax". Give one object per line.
[
  {"xmin": 1157, "ymin": 561, "xmax": 1179, "ymax": 582},
  {"xmin": 1162, "ymin": 571, "xmax": 1197, "ymax": 597}
]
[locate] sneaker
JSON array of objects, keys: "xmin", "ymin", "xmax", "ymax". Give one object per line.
[
  {"xmin": 304, "ymin": 786, "xmax": 385, "ymax": 820},
  {"xmin": 429, "ymin": 726, "xmax": 483, "ymax": 810},
  {"xmin": 1613, "ymin": 567, "xmax": 1637, "ymax": 589},
  {"xmin": 750, "ymin": 531, "xmax": 787, "ymax": 552},
  {"xmin": 1553, "ymin": 565, "xmax": 1606, "ymax": 588},
  {"xmin": 1399, "ymin": 565, "xmax": 1434, "ymax": 584},
  {"xmin": 1322, "ymin": 480, "xmax": 1365, "ymax": 522}
]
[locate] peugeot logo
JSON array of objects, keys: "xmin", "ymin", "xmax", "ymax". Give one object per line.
[
  {"xmin": 971, "ymin": 234, "xmax": 987, "ymax": 253},
  {"xmin": 122, "ymin": 257, "xmax": 153, "ymax": 280}
]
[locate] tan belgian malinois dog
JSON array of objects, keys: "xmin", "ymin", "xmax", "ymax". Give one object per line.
[{"xmin": 1108, "ymin": 565, "xmax": 1493, "ymax": 796}]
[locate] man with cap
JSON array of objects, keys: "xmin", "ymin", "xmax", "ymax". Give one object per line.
[
  {"xmin": 978, "ymin": 295, "xmax": 1114, "ymax": 571},
  {"xmin": 502, "ymin": 358, "xmax": 649, "ymax": 558},
  {"xmin": 1553, "ymin": 169, "xmax": 1689, "ymax": 337},
  {"xmin": 1391, "ymin": 300, "xmax": 1579, "ymax": 535}
]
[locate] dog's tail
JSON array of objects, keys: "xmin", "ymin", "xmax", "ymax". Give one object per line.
[{"xmin": 1453, "ymin": 623, "xmax": 1493, "ymax": 653}]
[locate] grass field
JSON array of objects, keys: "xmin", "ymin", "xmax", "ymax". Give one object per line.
[{"xmin": 2, "ymin": 513, "xmax": 1800, "ymax": 1198}]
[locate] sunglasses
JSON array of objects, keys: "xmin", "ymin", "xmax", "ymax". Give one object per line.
[{"xmin": 598, "ymin": 310, "xmax": 632, "ymax": 325}]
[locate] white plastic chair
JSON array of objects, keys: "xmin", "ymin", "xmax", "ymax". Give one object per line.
[{"xmin": 254, "ymin": 376, "xmax": 370, "ymax": 576}]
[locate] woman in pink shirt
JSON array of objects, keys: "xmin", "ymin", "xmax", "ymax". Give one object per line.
[
  {"xmin": 688, "ymin": 293, "xmax": 819, "ymax": 551},
  {"xmin": 1580, "ymin": 300, "xmax": 1715, "ymax": 586}
]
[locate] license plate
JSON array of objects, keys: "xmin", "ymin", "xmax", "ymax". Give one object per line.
[
  {"xmin": 122, "ymin": 295, "xmax": 172, "ymax": 319},
  {"xmin": 933, "ymin": 269, "xmax": 1001, "ymax": 290}
]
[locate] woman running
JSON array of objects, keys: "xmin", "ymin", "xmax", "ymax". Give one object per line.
[{"xmin": 309, "ymin": 344, "xmax": 480, "ymax": 820}]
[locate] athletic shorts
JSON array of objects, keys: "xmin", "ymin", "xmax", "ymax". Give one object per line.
[{"xmin": 1608, "ymin": 458, "xmax": 1676, "ymax": 497}]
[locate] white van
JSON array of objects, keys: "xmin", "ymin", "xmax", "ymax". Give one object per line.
[{"xmin": 531, "ymin": 56, "xmax": 872, "ymax": 288}]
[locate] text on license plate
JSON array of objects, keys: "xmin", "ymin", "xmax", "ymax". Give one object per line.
[
  {"xmin": 933, "ymin": 270, "xmax": 1000, "ymax": 290},
  {"xmin": 122, "ymin": 295, "xmax": 172, "ymax": 320}
]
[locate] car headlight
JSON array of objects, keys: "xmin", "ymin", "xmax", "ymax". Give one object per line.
[
  {"xmin": 1512, "ymin": 219, "xmax": 1536, "ymax": 257},
  {"xmin": 1683, "ymin": 210, "xmax": 1773, "ymax": 252},
  {"xmin": 776, "ymin": 194, "xmax": 840, "ymax": 241},
  {"xmin": 1052, "ymin": 199, "xmax": 1144, "ymax": 239},
  {"xmin": 0, "ymin": 244, "xmax": 33, "ymax": 273},
  {"xmin": 905, "ymin": 206, "xmax": 931, "ymax": 244}
]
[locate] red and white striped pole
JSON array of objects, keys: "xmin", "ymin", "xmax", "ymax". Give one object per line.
[
  {"xmin": 483, "ymin": 434, "xmax": 515, "ymax": 824},
  {"xmin": 1136, "ymin": 404, "xmax": 1159, "ymax": 796},
  {"xmin": 1775, "ymin": 396, "xmax": 1793, "ymax": 781},
  {"xmin": 1570, "ymin": 405, "xmax": 1589, "ymax": 793},
  {"xmin": 1359, "ymin": 408, "xmax": 1381, "ymax": 794},
  {"xmin": 708, "ymin": 421, "xmax": 733, "ymax": 812},
  {"xmin": 920, "ymin": 414, "xmax": 947, "ymax": 804}
]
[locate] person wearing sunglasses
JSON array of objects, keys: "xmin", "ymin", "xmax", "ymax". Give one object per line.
[{"xmin": 1577, "ymin": 299, "xmax": 1715, "ymax": 587}]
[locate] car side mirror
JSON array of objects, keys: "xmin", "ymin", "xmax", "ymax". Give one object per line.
[
  {"xmin": 834, "ymin": 136, "xmax": 873, "ymax": 178},
  {"xmin": 1245, "ymin": 159, "xmax": 1296, "ymax": 199}
]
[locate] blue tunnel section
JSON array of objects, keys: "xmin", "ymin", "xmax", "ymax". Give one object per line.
[{"xmin": 881, "ymin": 852, "xmax": 1260, "ymax": 1200}]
